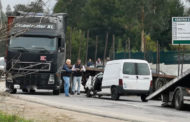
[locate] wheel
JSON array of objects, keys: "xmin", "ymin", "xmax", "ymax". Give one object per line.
[
  {"xmin": 10, "ymin": 89, "xmax": 17, "ymax": 94},
  {"xmin": 141, "ymin": 95, "xmax": 148, "ymax": 102},
  {"xmin": 30, "ymin": 89, "xmax": 36, "ymax": 93},
  {"xmin": 155, "ymin": 78, "xmax": 168, "ymax": 90},
  {"xmin": 22, "ymin": 89, "xmax": 28, "ymax": 93},
  {"xmin": 98, "ymin": 95, "xmax": 102, "ymax": 98},
  {"xmin": 86, "ymin": 89, "xmax": 92, "ymax": 97},
  {"xmin": 174, "ymin": 90, "xmax": 184, "ymax": 110},
  {"xmin": 111, "ymin": 87, "xmax": 120, "ymax": 100},
  {"xmin": 53, "ymin": 89, "xmax": 60, "ymax": 95}
]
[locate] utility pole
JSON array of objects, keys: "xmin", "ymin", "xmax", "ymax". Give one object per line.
[{"xmin": 103, "ymin": 32, "xmax": 108, "ymax": 66}]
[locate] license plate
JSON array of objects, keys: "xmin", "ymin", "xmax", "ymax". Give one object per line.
[{"xmin": 14, "ymin": 85, "xmax": 20, "ymax": 89}]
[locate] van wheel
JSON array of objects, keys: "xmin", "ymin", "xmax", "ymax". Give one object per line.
[
  {"xmin": 111, "ymin": 87, "xmax": 120, "ymax": 100},
  {"xmin": 174, "ymin": 90, "xmax": 184, "ymax": 110},
  {"xmin": 30, "ymin": 89, "xmax": 36, "ymax": 93},
  {"xmin": 53, "ymin": 89, "xmax": 60, "ymax": 95},
  {"xmin": 141, "ymin": 95, "xmax": 148, "ymax": 102}
]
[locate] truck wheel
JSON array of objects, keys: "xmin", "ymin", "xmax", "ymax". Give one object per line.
[
  {"xmin": 141, "ymin": 95, "xmax": 148, "ymax": 102},
  {"xmin": 174, "ymin": 90, "xmax": 184, "ymax": 110},
  {"xmin": 10, "ymin": 89, "xmax": 17, "ymax": 94},
  {"xmin": 53, "ymin": 89, "xmax": 60, "ymax": 95},
  {"xmin": 111, "ymin": 87, "xmax": 120, "ymax": 100},
  {"xmin": 155, "ymin": 78, "xmax": 167, "ymax": 90}
]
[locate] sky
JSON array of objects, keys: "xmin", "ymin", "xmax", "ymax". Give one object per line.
[{"xmin": 1, "ymin": 0, "xmax": 57, "ymax": 13}]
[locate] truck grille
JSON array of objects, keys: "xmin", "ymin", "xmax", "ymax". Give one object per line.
[{"xmin": 12, "ymin": 61, "xmax": 51, "ymax": 71}]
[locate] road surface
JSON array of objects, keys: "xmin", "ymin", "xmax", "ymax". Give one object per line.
[{"xmin": 9, "ymin": 90, "xmax": 190, "ymax": 122}]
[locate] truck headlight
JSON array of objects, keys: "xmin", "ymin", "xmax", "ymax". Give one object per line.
[{"xmin": 48, "ymin": 74, "xmax": 55, "ymax": 84}]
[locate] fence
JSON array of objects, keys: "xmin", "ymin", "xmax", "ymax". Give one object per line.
[{"xmin": 115, "ymin": 51, "xmax": 190, "ymax": 64}]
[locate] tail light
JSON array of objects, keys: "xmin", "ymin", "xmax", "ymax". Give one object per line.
[
  {"xmin": 119, "ymin": 79, "xmax": 123, "ymax": 86},
  {"xmin": 150, "ymin": 80, "xmax": 153, "ymax": 87}
]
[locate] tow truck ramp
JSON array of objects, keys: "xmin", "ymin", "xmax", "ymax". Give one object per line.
[{"xmin": 146, "ymin": 69, "xmax": 190, "ymax": 100}]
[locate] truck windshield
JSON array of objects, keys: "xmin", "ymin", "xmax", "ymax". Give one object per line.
[{"xmin": 9, "ymin": 36, "xmax": 57, "ymax": 51}]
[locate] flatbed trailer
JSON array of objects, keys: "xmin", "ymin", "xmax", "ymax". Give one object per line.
[{"xmin": 147, "ymin": 69, "xmax": 190, "ymax": 110}]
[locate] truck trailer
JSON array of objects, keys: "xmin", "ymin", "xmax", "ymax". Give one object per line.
[{"xmin": 5, "ymin": 12, "xmax": 67, "ymax": 95}]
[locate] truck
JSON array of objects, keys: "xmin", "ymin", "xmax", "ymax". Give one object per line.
[
  {"xmin": 147, "ymin": 69, "xmax": 190, "ymax": 110},
  {"xmin": 5, "ymin": 12, "xmax": 67, "ymax": 95}
]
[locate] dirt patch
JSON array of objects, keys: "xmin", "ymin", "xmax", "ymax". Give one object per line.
[{"xmin": 0, "ymin": 95, "xmax": 126, "ymax": 122}]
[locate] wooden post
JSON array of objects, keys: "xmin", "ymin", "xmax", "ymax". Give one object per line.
[
  {"xmin": 85, "ymin": 30, "xmax": 89, "ymax": 65},
  {"xmin": 124, "ymin": 39, "xmax": 128, "ymax": 59},
  {"xmin": 128, "ymin": 38, "xmax": 131, "ymax": 59},
  {"xmin": 94, "ymin": 35, "xmax": 98, "ymax": 67},
  {"xmin": 181, "ymin": 46, "xmax": 184, "ymax": 75},
  {"xmin": 112, "ymin": 34, "xmax": 115, "ymax": 59},
  {"xmin": 141, "ymin": 5, "xmax": 145, "ymax": 52},
  {"xmin": 77, "ymin": 31, "xmax": 82, "ymax": 59},
  {"xmin": 103, "ymin": 32, "xmax": 109, "ymax": 66},
  {"xmin": 69, "ymin": 28, "xmax": 72, "ymax": 59},
  {"xmin": 178, "ymin": 44, "xmax": 180, "ymax": 76}
]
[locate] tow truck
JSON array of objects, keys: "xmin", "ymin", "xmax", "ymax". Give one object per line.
[{"xmin": 147, "ymin": 69, "xmax": 190, "ymax": 110}]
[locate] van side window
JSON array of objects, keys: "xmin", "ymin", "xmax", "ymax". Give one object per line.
[
  {"xmin": 137, "ymin": 63, "xmax": 150, "ymax": 75},
  {"xmin": 123, "ymin": 63, "xmax": 136, "ymax": 75}
]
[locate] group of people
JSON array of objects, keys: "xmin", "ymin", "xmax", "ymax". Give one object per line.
[
  {"xmin": 62, "ymin": 57, "xmax": 110, "ymax": 97},
  {"xmin": 63, "ymin": 59, "xmax": 85, "ymax": 97}
]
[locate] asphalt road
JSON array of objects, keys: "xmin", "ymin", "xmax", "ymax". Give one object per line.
[{"xmin": 10, "ymin": 90, "xmax": 190, "ymax": 122}]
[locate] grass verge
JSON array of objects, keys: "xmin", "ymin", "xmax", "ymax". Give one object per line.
[{"xmin": 0, "ymin": 111, "xmax": 32, "ymax": 122}]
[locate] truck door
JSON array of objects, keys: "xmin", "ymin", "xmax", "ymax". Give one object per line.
[
  {"xmin": 136, "ymin": 63, "xmax": 151, "ymax": 90},
  {"xmin": 122, "ymin": 62, "xmax": 137, "ymax": 90}
]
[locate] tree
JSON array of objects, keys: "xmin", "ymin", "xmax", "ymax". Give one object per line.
[{"xmin": 6, "ymin": 5, "xmax": 12, "ymax": 16}]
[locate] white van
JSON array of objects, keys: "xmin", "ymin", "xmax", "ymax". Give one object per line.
[{"xmin": 99, "ymin": 59, "xmax": 152, "ymax": 102}]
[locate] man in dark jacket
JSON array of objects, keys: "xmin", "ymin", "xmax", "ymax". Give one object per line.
[
  {"xmin": 72, "ymin": 59, "xmax": 86, "ymax": 95},
  {"xmin": 63, "ymin": 59, "xmax": 73, "ymax": 97}
]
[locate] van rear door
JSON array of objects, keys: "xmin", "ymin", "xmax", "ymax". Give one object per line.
[
  {"xmin": 122, "ymin": 62, "xmax": 137, "ymax": 90},
  {"xmin": 136, "ymin": 63, "xmax": 152, "ymax": 90}
]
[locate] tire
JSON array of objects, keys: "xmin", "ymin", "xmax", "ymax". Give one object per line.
[
  {"xmin": 86, "ymin": 89, "xmax": 92, "ymax": 97},
  {"xmin": 174, "ymin": 90, "xmax": 184, "ymax": 110},
  {"xmin": 30, "ymin": 89, "xmax": 36, "ymax": 93},
  {"xmin": 111, "ymin": 87, "xmax": 120, "ymax": 100},
  {"xmin": 141, "ymin": 95, "xmax": 148, "ymax": 102},
  {"xmin": 53, "ymin": 89, "xmax": 60, "ymax": 95},
  {"xmin": 10, "ymin": 89, "xmax": 17, "ymax": 94},
  {"xmin": 22, "ymin": 89, "xmax": 28, "ymax": 93},
  {"xmin": 155, "ymin": 78, "xmax": 167, "ymax": 91}
]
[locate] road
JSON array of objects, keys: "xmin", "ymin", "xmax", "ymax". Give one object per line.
[{"xmin": 9, "ymin": 89, "xmax": 190, "ymax": 122}]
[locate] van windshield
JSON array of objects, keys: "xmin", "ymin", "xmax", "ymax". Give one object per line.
[
  {"xmin": 137, "ymin": 63, "xmax": 150, "ymax": 75},
  {"xmin": 9, "ymin": 36, "xmax": 57, "ymax": 51}
]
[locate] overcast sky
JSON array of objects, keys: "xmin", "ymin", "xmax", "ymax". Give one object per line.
[{"xmin": 1, "ymin": 0, "xmax": 57, "ymax": 13}]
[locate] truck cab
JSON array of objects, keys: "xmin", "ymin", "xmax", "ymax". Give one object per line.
[{"xmin": 6, "ymin": 13, "xmax": 67, "ymax": 95}]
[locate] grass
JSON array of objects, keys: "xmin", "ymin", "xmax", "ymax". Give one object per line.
[{"xmin": 0, "ymin": 111, "xmax": 32, "ymax": 122}]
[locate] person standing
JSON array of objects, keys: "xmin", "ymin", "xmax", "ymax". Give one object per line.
[
  {"xmin": 72, "ymin": 59, "xmax": 86, "ymax": 95},
  {"xmin": 63, "ymin": 59, "xmax": 73, "ymax": 97},
  {"xmin": 87, "ymin": 58, "xmax": 93, "ymax": 67}
]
